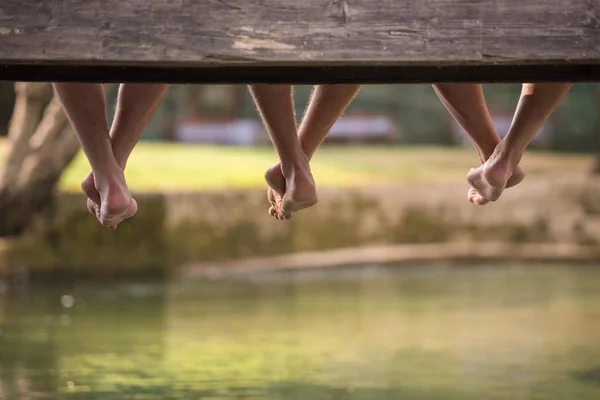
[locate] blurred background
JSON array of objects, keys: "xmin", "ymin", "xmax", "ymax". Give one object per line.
[{"xmin": 0, "ymin": 82, "xmax": 599, "ymax": 399}]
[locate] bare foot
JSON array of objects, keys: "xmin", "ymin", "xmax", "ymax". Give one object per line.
[
  {"xmin": 81, "ymin": 172, "xmax": 101, "ymax": 216},
  {"xmin": 265, "ymin": 165, "xmax": 290, "ymax": 220},
  {"xmin": 81, "ymin": 171, "xmax": 137, "ymax": 229},
  {"xmin": 467, "ymin": 146, "xmax": 521, "ymax": 202},
  {"xmin": 264, "ymin": 160, "xmax": 317, "ymax": 219},
  {"xmin": 468, "ymin": 187, "xmax": 490, "ymax": 206},
  {"xmin": 281, "ymin": 171, "xmax": 317, "ymax": 214},
  {"xmin": 468, "ymin": 165, "xmax": 525, "ymax": 205}
]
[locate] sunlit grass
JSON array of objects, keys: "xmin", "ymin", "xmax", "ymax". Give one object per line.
[{"xmin": 0, "ymin": 138, "xmax": 594, "ymax": 192}]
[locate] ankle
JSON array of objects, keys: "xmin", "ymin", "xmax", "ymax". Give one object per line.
[
  {"xmin": 480, "ymin": 149, "xmax": 494, "ymax": 162},
  {"xmin": 493, "ymin": 140, "xmax": 522, "ymax": 166},
  {"xmin": 281, "ymin": 155, "xmax": 310, "ymax": 177},
  {"xmin": 95, "ymin": 168, "xmax": 125, "ymax": 190},
  {"xmin": 280, "ymin": 163, "xmax": 297, "ymax": 180},
  {"xmin": 478, "ymin": 140, "xmax": 501, "ymax": 162}
]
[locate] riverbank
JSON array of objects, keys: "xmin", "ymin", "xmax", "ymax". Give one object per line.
[
  {"xmin": 2, "ymin": 165, "xmax": 600, "ymax": 278},
  {"xmin": 178, "ymin": 242, "xmax": 600, "ymax": 279}
]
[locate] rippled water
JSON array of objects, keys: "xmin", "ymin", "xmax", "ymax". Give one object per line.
[{"xmin": 1, "ymin": 263, "xmax": 599, "ymax": 399}]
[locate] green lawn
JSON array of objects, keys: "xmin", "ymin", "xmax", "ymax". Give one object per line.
[{"xmin": 0, "ymin": 138, "xmax": 594, "ymax": 192}]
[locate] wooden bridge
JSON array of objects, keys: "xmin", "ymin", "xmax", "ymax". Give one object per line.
[{"xmin": 0, "ymin": 0, "xmax": 599, "ymax": 83}]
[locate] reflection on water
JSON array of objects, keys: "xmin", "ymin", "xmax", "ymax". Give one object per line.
[{"xmin": 1, "ymin": 263, "xmax": 599, "ymax": 399}]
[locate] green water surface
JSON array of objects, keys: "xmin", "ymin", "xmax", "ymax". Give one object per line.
[{"xmin": 1, "ymin": 263, "xmax": 599, "ymax": 399}]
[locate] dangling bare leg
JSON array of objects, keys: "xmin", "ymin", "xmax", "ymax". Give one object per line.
[
  {"xmin": 82, "ymin": 84, "xmax": 169, "ymax": 217},
  {"xmin": 467, "ymin": 83, "xmax": 571, "ymax": 202},
  {"xmin": 433, "ymin": 83, "xmax": 525, "ymax": 205},
  {"xmin": 249, "ymin": 84, "xmax": 317, "ymax": 216},
  {"xmin": 264, "ymin": 84, "xmax": 360, "ymax": 219},
  {"xmin": 53, "ymin": 83, "xmax": 135, "ymax": 229}
]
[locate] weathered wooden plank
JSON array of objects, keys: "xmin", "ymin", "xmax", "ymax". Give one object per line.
[{"xmin": 0, "ymin": 0, "xmax": 599, "ymax": 82}]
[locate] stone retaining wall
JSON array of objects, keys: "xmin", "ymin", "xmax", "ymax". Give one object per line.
[{"xmin": 2, "ymin": 172, "xmax": 599, "ymax": 276}]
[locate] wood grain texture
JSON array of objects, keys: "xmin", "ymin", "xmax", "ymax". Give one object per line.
[{"xmin": 1, "ymin": 0, "xmax": 599, "ymax": 66}]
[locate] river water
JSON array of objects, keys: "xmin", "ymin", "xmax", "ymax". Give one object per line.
[{"xmin": 1, "ymin": 263, "xmax": 599, "ymax": 399}]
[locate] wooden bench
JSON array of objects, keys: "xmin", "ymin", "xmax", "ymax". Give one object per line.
[{"xmin": 1, "ymin": 0, "xmax": 599, "ymax": 83}]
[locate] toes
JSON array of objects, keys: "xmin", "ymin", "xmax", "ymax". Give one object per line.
[
  {"xmin": 474, "ymin": 195, "xmax": 489, "ymax": 206},
  {"xmin": 468, "ymin": 191, "xmax": 475, "ymax": 203},
  {"xmin": 269, "ymin": 207, "xmax": 292, "ymax": 221},
  {"xmin": 468, "ymin": 188, "xmax": 489, "ymax": 206},
  {"xmin": 87, "ymin": 198, "xmax": 98, "ymax": 216},
  {"xmin": 269, "ymin": 206, "xmax": 284, "ymax": 220},
  {"xmin": 267, "ymin": 188, "xmax": 278, "ymax": 208},
  {"xmin": 467, "ymin": 187, "xmax": 478, "ymax": 201},
  {"xmin": 267, "ymin": 188, "xmax": 293, "ymax": 220}
]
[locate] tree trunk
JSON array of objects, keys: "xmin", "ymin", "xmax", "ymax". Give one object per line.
[{"xmin": 0, "ymin": 83, "xmax": 80, "ymax": 237}]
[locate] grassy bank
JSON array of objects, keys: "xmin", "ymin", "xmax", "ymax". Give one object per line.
[{"xmin": 0, "ymin": 139, "xmax": 594, "ymax": 191}]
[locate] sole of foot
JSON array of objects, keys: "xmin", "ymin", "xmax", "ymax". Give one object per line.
[
  {"xmin": 82, "ymin": 172, "xmax": 138, "ymax": 229},
  {"xmin": 468, "ymin": 165, "xmax": 526, "ymax": 206},
  {"xmin": 280, "ymin": 167, "xmax": 317, "ymax": 215},
  {"xmin": 467, "ymin": 155, "xmax": 519, "ymax": 202},
  {"xmin": 100, "ymin": 198, "xmax": 138, "ymax": 229}
]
